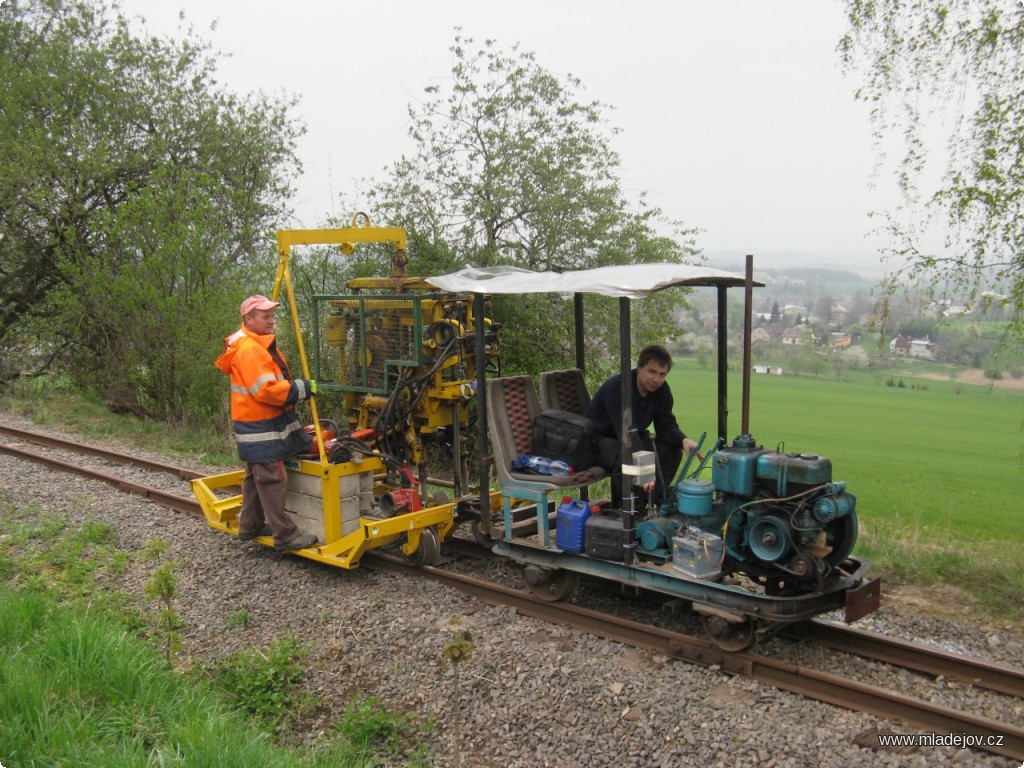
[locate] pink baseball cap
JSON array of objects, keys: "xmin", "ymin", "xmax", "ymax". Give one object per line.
[{"xmin": 240, "ymin": 294, "xmax": 280, "ymax": 316}]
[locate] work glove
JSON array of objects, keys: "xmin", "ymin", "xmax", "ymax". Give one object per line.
[{"xmin": 297, "ymin": 379, "xmax": 317, "ymax": 401}]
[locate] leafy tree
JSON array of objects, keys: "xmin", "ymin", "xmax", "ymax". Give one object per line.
[
  {"xmin": 935, "ymin": 326, "xmax": 994, "ymax": 368},
  {"xmin": 787, "ymin": 346, "xmax": 827, "ymax": 378},
  {"xmin": 814, "ymin": 295, "xmax": 833, "ymax": 327},
  {"xmin": 830, "ymin": 352, "xmax": 846, "ymax": 382},
  {"xmin": 366, "ymin": 34, "xmax": 699, "ymax": 378},
  {"xmin": 0, "ymin": 0, "xmax": 302, "ymax": 419},
  {"xmin": 693, "ymin": 336, "xmax": 714, "ymax": 370},
  {"xmin": 897, "ymin": 316, "xmax": 938, "ymax": 341},
  {"xmin": 840, "ymin": 0, "xmax": 1023, "ymax": 341},
  {"xmin": 846, "ymin": 291, "xmax": 875, "ymax": 325}
]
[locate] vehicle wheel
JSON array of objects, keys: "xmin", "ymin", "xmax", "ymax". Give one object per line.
[
  {"xmin": 403, "ymin": 527, "xmax": 440, "ymax": 567},
  {"xmin": 471, "ymin": 516, "xmax": 497, "ymax": 548},
  {"xmin": 523, "ymin": 565, "xmax": 580, "ymax": 602},
  {"xmin": 701, "ymin": 613, "xmax": 757, "ymax": 651}
]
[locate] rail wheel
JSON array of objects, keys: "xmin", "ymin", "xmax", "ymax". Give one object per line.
[
  {"xmin": 403, "ymin": 526, "xmax": 441, "ymax": 568},
  {"xmin": 701, "ymin": 613, "xmax": 757, "ymax": 652},
  {"xmin": 471, "ymin": 519, "xmax": 495, "ymax": 548},
  {"xmin": 471, "ymin": 515, "xmax": 497, "ymax": 548},
  {"xmin": 522, "ymin": 565, "xmax": 580, "ymax": 602}
]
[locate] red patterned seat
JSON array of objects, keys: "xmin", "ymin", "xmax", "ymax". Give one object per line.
[
  {"xmin": 488, "ymin": 376, "xmax": 602, "ymax": 487},
  {"xmin": 540, "ymin": 368, "xmax": 591, "ymax": 415},
  {"xmin": 486, "ymin": 375, "xmax": 604, "ymax": 547}
]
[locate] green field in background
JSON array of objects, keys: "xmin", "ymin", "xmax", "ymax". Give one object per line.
[{"xmin": 668, "ymin": 361, "xmax": 1024, "ymax": 545}]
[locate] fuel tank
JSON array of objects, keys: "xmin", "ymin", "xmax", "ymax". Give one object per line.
[
  {"xmin": 713, "ymin": 436, "xmax": 834, "ymax": 498},
  {"xmin": 755, "ymin": 451, "xmax": 832, "ymax": 495},
  {"xmin": 712, "ymin": 436, "xmax": 767, "ymax": 497}
]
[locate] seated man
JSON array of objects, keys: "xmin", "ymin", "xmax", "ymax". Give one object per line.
[{"xmin": 584, "ymin": 344, "xmax": 699, "ymax": 509}]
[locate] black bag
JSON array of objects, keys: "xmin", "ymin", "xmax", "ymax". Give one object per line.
[{"xmin": 531, "ymin": 409, "xmax": 599, "ymax": 471}]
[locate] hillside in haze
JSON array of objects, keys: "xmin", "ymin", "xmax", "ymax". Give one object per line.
[{"xmin": 707, "ymin": 250, "xmax": 887, "ymax": 281}]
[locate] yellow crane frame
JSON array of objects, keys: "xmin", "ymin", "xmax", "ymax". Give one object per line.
[{"xmin": 191, "ymin": 214, "xmax": 466, "ymax": 567}]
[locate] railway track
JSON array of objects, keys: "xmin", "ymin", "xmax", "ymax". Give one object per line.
[
  {"xmin": 2, "ymin": 423, "xmax": 1022, "ymax": 760},
  {"xmin": 0, "ymin": 424, "xmax": 202, "ymax": 514}
]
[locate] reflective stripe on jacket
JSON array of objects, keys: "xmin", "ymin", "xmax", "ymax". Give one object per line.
[{"xmin": 215, "ymin": 325, "xmax": 313, "ymax": 462}]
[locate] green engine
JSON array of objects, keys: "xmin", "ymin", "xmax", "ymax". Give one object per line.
[{"xmin": 637, "ymin": 433, "xmax": 859, "ymax": 591}]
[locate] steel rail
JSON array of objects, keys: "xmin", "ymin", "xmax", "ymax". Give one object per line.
[
  {"xmin": 455, "ymin": 538, "xmax": 1024, "ymax": 701},
  {"xmin": 2, "ymin": 430, "xmax": 1022, "ymax": 759},
  {"xmin": 0, "ymin": 441, "xmax": 202, "ymax": 516},
  {"xmin": 796, "ymin": 619, "xmax": 1024, "ymax": 698},
  {"xmin": 0, "ymin": 424, "xmax": 203, "ymax": 480}
]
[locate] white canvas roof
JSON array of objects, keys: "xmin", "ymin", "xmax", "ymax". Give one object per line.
[{"xmin": 425, "ymin": 262, "xmax": 760, "ymax": 298}]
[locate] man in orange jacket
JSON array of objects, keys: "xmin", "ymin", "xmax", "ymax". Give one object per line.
[{"xmin": 216, "ymin": 294, "xmax": 318, "ymax": 551}]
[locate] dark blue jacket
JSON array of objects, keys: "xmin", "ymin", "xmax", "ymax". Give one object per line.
[{"xmin": 584, "ymin": 369, "xmax": 686, "ymax": 448}]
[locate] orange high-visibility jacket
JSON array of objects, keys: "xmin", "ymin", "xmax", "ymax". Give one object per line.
[{"xmin": 215, "ymin": 325, "xmax": 313, "ymax": 462}]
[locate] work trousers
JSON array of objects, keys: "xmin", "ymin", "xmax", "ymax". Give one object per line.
[{"xmin": 239, "ymin": 460, "xmax": 298, "ymax": 543}]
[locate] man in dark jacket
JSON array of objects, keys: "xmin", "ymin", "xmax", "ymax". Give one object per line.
[{"xmin": 585, "ymin": 344, "xmax": 699, "ymax": 509}]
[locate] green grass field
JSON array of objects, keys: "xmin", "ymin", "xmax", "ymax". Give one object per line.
[{"xmin": 668, "ymin": 360, "xmax": 1024, "ymax": 620}]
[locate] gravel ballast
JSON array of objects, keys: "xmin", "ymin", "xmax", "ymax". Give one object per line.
[{"xmin": 1, "ymin": 409, "xmax": 1021, "ymax": 767}]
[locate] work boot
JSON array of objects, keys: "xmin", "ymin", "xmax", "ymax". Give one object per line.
[
  {"xmin": 274, "ymin": 533, "xmax": 318, "ymax": 552},
  {"xmin": 237, "ymin": 523, "xmax": 273, "ymax": 541}
]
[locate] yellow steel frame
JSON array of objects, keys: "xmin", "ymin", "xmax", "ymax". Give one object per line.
[
  {"xmin": 271, "ymin": 214, "xmax": 409, "ymax": 465},
  {"xmin": 191, "ymin": 455, "xmax": 478, "ymax": 568},
  {"xmin": 190, "ymin": 213, "xmax": 483, "ymax": 567}
]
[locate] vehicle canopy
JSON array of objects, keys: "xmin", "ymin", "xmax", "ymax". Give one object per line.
[
  {"xmin": 425, "ymin": 262, "xmax": 757, "ymax": 296},
  {"xmin": 425, "ymin": 260, "xmax": 764, "ymax": 519}
]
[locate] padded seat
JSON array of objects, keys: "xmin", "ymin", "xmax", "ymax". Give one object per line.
[
  {"xmin": 486, "ymin": 375, "xmax": 604, "ymax": 547},
  {"xmin": 540, "ymin": 368, "xmax": 591, "ymax": 415}
]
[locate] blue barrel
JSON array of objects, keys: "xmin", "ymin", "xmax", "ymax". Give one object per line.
[{"xmin": 555, "ymin": 498, "xmax": 590, "ymax": 553}]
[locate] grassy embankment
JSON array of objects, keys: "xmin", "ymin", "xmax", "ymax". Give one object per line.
[
  {"xmin": 0, "ymin": 572, "xmax": 427, "ymax": 766},
  {"xmin": 670, "ymin": 359, "xmax": 1024, "ymax": 624}
]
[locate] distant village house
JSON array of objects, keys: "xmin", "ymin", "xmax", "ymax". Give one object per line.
[
  {"xmin": 909, "ymin": 337, "xmax": 935, "ymax": 358},
  {"xmin": 827, "ymin": 333, "xmax": 852, "ymax": 350},
  {"xmin": 889, "ymin": 334, "xmax": 935, "ymax": 359},
  {"xmin": 781, "ymin": 326, "xmax": 815, "ymax": 346}
]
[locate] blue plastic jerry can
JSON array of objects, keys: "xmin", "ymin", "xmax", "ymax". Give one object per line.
[{"xmin": 555, "ymin": 497, "xmax": 591, "ymax": 553}]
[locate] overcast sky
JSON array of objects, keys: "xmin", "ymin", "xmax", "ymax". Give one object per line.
[{"xmin": 121, "ymin": 0, "xmax": 909, "ymax": 263}]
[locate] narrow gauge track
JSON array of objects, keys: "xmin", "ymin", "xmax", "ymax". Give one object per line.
[
  {"xmin": 2, "ymin": 424, "xmax": 1022, "ymax": 760},
  {"xmin": 0, "ymin": 424, "xmax": 203, "ymax": 481},
  {"xmin": 0, "ymin": 424, "xmax": 202, "ymax": 515}
]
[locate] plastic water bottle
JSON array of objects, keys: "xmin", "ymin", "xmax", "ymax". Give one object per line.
[{"xmin": 512, "ymin": 454, "xmax": 572, "ymax": 476}]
